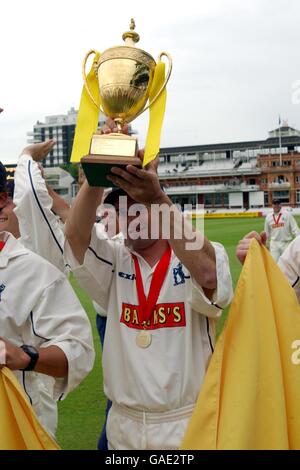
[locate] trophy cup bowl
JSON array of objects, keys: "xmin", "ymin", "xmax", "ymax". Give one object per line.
[
  {"xmin": 80, "ymin": 20, "xmax": 172, "ymax": 187},
  {"xmin": 98, "ymin": 47, "xmax": 156, "ymax": 123}
]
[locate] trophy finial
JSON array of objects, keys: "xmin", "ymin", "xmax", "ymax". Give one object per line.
[
  {"xmin": 130, "ymin": 18, "xmax": 135, "ymax": 30},
  {"xmin": 122, "ymin": 18, "xmax": 140, "ymax": 45}
]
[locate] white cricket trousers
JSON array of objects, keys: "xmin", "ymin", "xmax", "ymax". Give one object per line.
[{"xmin": 107, "ymin": 402, "xmax": 194, "ymax": 450}]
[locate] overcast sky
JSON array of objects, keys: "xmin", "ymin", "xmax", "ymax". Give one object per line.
[{"xmin": 1, "ymin": 0, "xmax": 299, "ymax": 163}]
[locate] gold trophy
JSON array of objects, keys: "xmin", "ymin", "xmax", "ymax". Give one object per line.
[{"xmin": 80, "ymin": 19, "xmax": 172, "ymax": 187}]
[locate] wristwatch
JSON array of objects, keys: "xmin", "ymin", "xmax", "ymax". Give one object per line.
[{"xmin": 20, "ymin": 345, "xmax": 39, "ymax": 371}]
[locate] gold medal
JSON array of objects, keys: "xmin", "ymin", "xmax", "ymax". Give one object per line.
[{"xmin": 136, "ymin": 330, "xmax": 152, "ymax": 348}]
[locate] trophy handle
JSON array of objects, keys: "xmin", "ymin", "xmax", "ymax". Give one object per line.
[
  {"xmin": 134, "ymin": 51, "xmax": 172, "ymax": 120},
  {"xmin": 82, "ymin": 49, "xmax": 102, "ymax": 110}
]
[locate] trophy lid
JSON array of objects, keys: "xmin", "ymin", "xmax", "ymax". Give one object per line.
[
  {"xmin": 122, "ymin": 19, "xmax": 140, "ymax": 46},
  {"xmin": 99, "ymin": 19, "xmax": 156, "ymax": 69}
]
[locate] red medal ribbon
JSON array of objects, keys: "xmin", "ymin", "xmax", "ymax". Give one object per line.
[
  {"xmin": 273, "ymin": 213, "xmax": 282, "ymax": 226},
  {"xmin": 132, "ymin": 244, "xmax": 172, "ymax": 328},
  {"xmin": 0, "ymin": 241, "xmax": 5, "ymax": 251}
]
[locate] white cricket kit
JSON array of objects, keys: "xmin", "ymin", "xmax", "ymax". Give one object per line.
[
  {"xmin": 13, "ymin": 156, "xmax": 114, "ymax": 435},
  {"xmin": 0, "ymin": 232, "xmax": 95, "ymax": 437},
  {"xmin": 13, "ymin": 154, "xmax": 68, "ymax": 435},
  {"xmin": 13, "ymin": 154, "xmax": 66, "ymax": 273},
  {"xmin": 65, "ymin": 227, "xmax": 233, "ymax": 449},
  {"xmin": 278, "ymin": 235, "xmax": 300, "ymax": 304},
  {"xmin": 264, "ymin": 210, "xmax": 299, "ymax": 261}
]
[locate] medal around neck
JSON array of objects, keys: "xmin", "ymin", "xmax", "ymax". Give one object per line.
[
  {"xmin": 77, "ymin": 19, "xmax": 172, "ymax": 187},
  {"xmin": 136, "ymin": 330, "xmax": 152, "ymax": 348}
]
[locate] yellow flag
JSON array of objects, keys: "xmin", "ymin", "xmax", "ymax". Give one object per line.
[
  {"xmin": 0, "ymin": 367, "xmax": 59, "ymax": 450},
  {"xmin": 143, "ymin": 62, "xmax": 167, "ymax": 167},
  {"xmin": 181, "ymin": 239, "xmax": 300, "ymax": 450},
  {"xmin": 71, "ymin": 52, "xmax": 101, "ymax": 163}
]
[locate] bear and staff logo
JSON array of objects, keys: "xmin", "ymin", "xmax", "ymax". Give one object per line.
[{"xmin": 0, "ymin": 284, "xmax": 5, "ymax": 301}]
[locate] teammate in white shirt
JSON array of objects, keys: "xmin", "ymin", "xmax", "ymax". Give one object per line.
[
  {"xmin": 9, "ymin": 141, "xmax": 71, "ymax": 436},
  {"xmin": 65, "ymin": 120, "xmax": 233, "ymax": 450},
  {"xmin": 264, "ymin": 199, "xmax": 299, "ymax": 261},
  {"xmin": 13, "ymin": 143, "xmax": 113, "ymax": 448},
  {"xmin": 1, "ymin": 142, "xmax": 98, "ymax": 437},
  {"xmin": 237, "ymin": 230, "xmax": 300, "ymax": 304},
  {"xmin": 0, "ymin": 168, "xmax": 94, "ymax": 438}
]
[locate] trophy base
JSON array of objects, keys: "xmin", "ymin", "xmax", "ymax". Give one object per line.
[
  {"xmin": 81, "ymin": 133, "xmax": 142, "ymax": 187},
  {"xmin": 81, "ymin": 155, "xmax": 142, "ymax": 188}
]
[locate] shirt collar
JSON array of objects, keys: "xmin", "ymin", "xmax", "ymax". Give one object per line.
[
  {"xmin": 0, "ymin": 232, "xmax": 29, "ymax": 268},
  {"xmin": 129, "ymin": 244, "xmax": 174, "ymax": 272}
]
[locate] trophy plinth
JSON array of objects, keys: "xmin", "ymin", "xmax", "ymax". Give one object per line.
[
  {"xmin": 80, "ymin": 19, "xmax": 171, "ymax": 187},
  {"xmin": 81, "ymin": 133, "xmax": 141, "ymax": 187}
]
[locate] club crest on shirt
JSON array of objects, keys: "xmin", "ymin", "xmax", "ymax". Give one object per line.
[
  {"xmin": 0, "ymin": 284, "xmax": 5, "ymax": 301},
  {"xmin": 172, "ymin": 262, "xmax": 191, "ymax": 286}
]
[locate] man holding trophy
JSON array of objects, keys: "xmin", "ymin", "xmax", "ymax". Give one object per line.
[{"xmin": 66, "ymin": 21, "xmax": 233, "ymax": 449}]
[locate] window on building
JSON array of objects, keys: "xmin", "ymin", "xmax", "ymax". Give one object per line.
[
  {"xmin": 169, "ymin": 195, "xmax": 196, "ymax": 208},
  {"xmin": 223, "ymin": 193, "xmax": 229, "ymax": 206},
  {"xmin": 272, "ymin": 161, "xmax": 280, "ymax": 167},
  {"xmin": 295, "ymin": 176, "xmax": 300, "ymax": 183},
  {"xmin": 55, "ymin": 188, "xmax": 69, "ymax": 195},
  {"xmin": 272, "ymin": 190, "xmax": 289, "ymax": 203},
  {"xmin": 274, "ymin": 175, "xmax": 288, "ymax": 184},
  {"xmin": 283, "ymin": 160, "xmax": 291, "ymax": 166},
  {"xmin": 215, "ymin": 193, "xmax": 222, "ymax": 205},
  {"xmin": 264, "ymin": 192, "xmax": 269, "ymax": 206},
  {"xmin": 297, "ymin": 190, "xmax": 300, "ymax": 204},
  {"xmin": 204, "ymin": 194, "xmax": 213, "ymax": 206}
]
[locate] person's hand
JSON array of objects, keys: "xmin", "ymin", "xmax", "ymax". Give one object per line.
[
  {"xmin": 102, "ymin": 117, "xmax": 160, "ymax": 194},
  {"xmin": 236, "ymin": 231, "xmax": 267, "ymax": 265},
  {"xmin": 136, "ymin": 149, "xmax": 159, "ymax": 173},
  {"xmin": 100, "ymin": 117, "xmax": 129, "ymax": 135},
  {"xmin": 107, "ymin": 160, "xmax": 164, "ymax": 204},
  {"xmin": 0, "ymin": 337, "xmax": 30, "ymax": 370},
  {"xmin": 22, "ymin": 139, "xmax": 56, "ymax": 162}
]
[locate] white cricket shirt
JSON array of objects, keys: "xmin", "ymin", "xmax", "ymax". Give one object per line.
[
  {"xmin": 264, "ymin": 210, "xmax": 299, "ymax": 243},
  {"xmin": 278, "ymin": 235, "xmax": 300, "ymax": 303},
  {"xmin": 0, "ymin": 232, "xmax": 95, "ymax": 436},
  {"xmin": 65, "ymin": 227, "xmax": 233, "ymax": 412}
]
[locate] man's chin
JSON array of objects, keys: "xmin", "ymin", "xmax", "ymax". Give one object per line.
[
  {"xmin": 125, "ymin": 237, "xmax": 156, "ymax": 251},
  {"xmin": 0, "ymin": 222, "xmax": 9, "ymax": 233}
]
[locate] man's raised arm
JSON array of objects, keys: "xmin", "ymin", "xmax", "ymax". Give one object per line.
[{"xmin": 65, "ymin": 180, "xmax": 104, "ymax": 264}]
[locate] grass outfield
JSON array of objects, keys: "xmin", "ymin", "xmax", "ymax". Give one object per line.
[{"xmin": 56, "ymin": 215, "xmax": 300, "ymax": 449}]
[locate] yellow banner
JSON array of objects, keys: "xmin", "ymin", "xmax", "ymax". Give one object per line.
[
  {"xmin": 181, "ymin": 239, "xmax": 300, "ymax": 449},
  {"xmin": 143, "ymin": 61, "xmax": 166, "ymax": 167},
  {"xmin": 0, "ymin": 367, "xmax": 59, "ymax": 450},
  {"xmin": 71, "ymin": 52, "xmax": 101, "ymax": 163}
]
